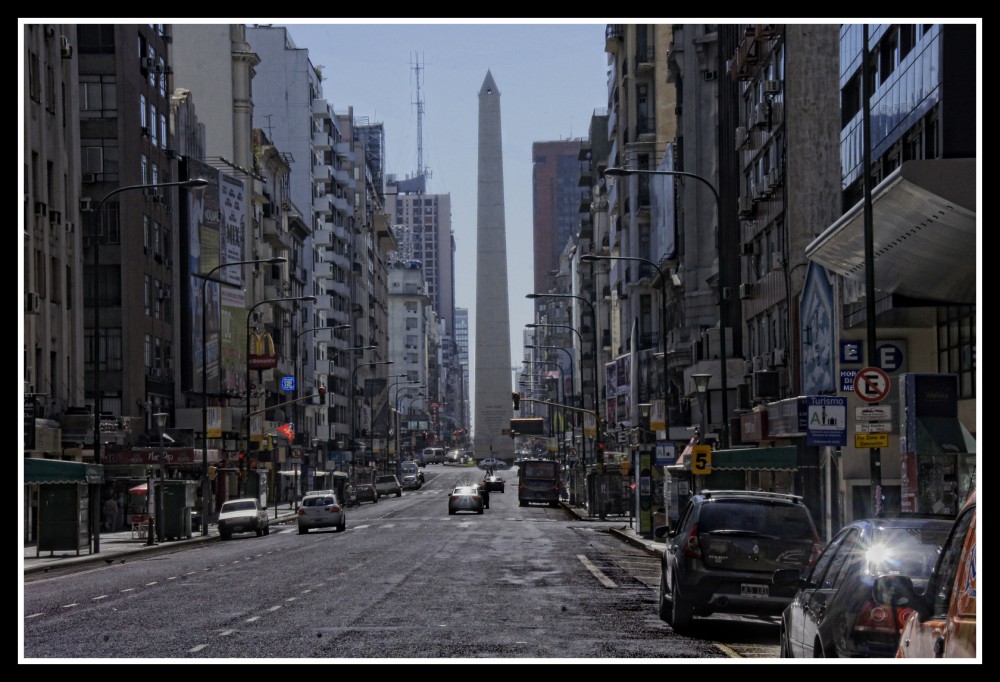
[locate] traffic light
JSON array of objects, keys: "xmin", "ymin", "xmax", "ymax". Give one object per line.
[
  {"xmin": 596, "ymin": 441, "xmax": 605, "ymax": 463},
  {"xmin": 512, "ymin": 391, "xmax": 520, "ymax": 410},
  {"xmin": 318, "ymin": 385, "xmax": 327, "ymax": 405}
]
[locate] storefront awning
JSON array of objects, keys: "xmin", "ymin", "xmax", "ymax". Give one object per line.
[
  {"xmin": 709, "ymin": 446, "xmax": 798, "ymax": 471},
  {"xmin": 805, "ymin": 159, "xmax": 977, "ymax": 305},
  {"xmin": 23, "ymin": 458, "xmax": 104, "ymax": 485},
  {"xmin": 913, "ymin": 417, "xmax": 976, "ymax": 455}
]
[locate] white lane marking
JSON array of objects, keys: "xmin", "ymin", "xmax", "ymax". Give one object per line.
[
  {"xmin": 301, "ymin": 589, "xmax": 312, "ymax": 594},
  {"xmin": 25, "ymin": 613, "xmax": 44, "ymax": 619},
  {"xmin": 167, "ymin": 576, "xmax": 178, "ymax": 580},
  {"xmin": 145, "ymin": 581, "xmax": 158, "ymax": 586},
  {"xmin": 266, "ymin": 605, "xmax": 282, "ymax": 612},
  {"xmin": 62, "ymin": 603, "xmax": 79, "ymax": 608},
  {"xmin": 220, "ymin": 629, "xmax": 236, "ymax": 636},
  {"xmin": 120, "ymin": 588, "xmax": 136, "ymax": 593},
  {"xmin": 352, "ymin": 525, "xmax": 370, "ymax": 530},
  {"xmin": 185, "ymin": 571, "xmax": 197, "ymax": 576},
  {"xmin": 188, "ymin": 644, "xmax": 209, "ymax": 652},
  {"xmin": 91, "ymin": 595, "xmax": 109, "ymax": 601},
  {"xmin": 578, "ymin": 554, "xmax": 616, "ymax": 588},
  {"xmin": 715, "ymin": 643, "xmax": 740, "ymax": 658},
  {"xmin": 246, "ymin": 616, "xmax": 260, "ymax": 622},
  {"xmin": 285, "ymin": 597, "xmax": 297, "ymax": 602}
]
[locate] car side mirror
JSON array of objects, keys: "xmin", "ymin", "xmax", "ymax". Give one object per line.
[
  {"xmin": 653, "ymin": 525, "xmax": 670, "ymax": 540},
  {"xmin": 772, "ymin": 568, "xmax": 806, "ymax": 587}
]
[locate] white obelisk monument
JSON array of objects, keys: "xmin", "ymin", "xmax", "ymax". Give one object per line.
[{"xmin": 474, "ymin": 71, "xmax": 514, "ymax": 461}]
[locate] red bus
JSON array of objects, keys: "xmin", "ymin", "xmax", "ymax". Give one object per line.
[{"xmin": 517, "ymin": 459, "xmax": 560, "ymax": 507}]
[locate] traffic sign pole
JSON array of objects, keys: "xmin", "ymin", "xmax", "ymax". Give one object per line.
[{"xmin": 854, "ymin": 366, "xmax": 889, "ymax": 517}]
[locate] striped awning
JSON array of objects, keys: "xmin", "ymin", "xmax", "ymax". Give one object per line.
[{"xmin": 23, "ymin": 458, "xmax": 104, "ymax": 485}]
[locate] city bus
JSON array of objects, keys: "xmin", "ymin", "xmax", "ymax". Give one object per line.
[{"xmin": 517, "ymin": 459, "xmax": 561, "ymax": 507}]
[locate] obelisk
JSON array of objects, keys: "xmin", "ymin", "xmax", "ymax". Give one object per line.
[{"xmin": 474, "ymin": 71, "xmax": 514, "ymax": 462}]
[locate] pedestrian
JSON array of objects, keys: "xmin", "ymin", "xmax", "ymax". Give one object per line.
[{"xmin": 103, "ymin": 496, "xmax": 119, "ymax": 531}]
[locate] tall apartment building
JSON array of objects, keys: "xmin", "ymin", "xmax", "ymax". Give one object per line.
[
  {"xmin": 453, "ymin": 306, "xmax": 470, "ymax": 433},
  {"xmin": 532, "ymin": 139, "xmax": 584, "ymax": 296},
  {"xmin": 388, "ymin": 264, "xmax": 436, "ymax": 437},
  {"xmin": 23, "ymin": 24, "xmax": 85, "ymax": 464}
]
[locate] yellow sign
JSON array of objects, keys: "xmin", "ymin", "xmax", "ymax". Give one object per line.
[
  {"xmin": 691, "ymin": 445, "xmax": 712, "ymax": 474},
  {"xmin": 855, "ymin": 432, "xmax": 889, "ymax": 448}
]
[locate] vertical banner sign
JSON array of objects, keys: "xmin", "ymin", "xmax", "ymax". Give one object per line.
[
  {"xmin": 650, "ymin": 399, "xmax": 666, "ymax": 432},
  {"xmin": 583, "ymin": 411, "xmax": 596, "ymax": 437},
  {"xmin": 207, "ymin": 406, "xmax": 222, "ymax": 439}
]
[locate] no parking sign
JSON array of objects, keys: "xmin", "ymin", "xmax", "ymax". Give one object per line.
[{"xmin": 854, "ymin": 367, "xmax": 890, "ymax": 403}]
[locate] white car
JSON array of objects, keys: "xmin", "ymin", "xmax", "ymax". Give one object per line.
[
  {"xmin": 217, "ymin": 498, "xmax": 270, "ymax": 540},
  {"xmin": 478, "ymin": 457, "xmax": 501, "ymax": 470},
  {"xmin": 297, "ymin": 492, "xmax": 346, "ymax": 534}
]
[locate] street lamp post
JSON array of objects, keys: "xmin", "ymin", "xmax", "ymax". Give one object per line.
[
  {"xmin": 200, "ymin": 256, "xmax": 286, "ymax": 536},
  {"xmin": 353, "ymin": 361, "xmax": 394, "ymax": 471},
  {"xmin": 524, "ymin": 359, "xmax": 565, "ymax": 462},
  {"xmin": 153, "ymin": 412, "xmax": 168, "ymax": 543},
  {"xmin": 244, "ymin": 295, "xmax": 316, "ymax": 497},
  {"xmin": 333, "ymin": 344, "xmax": 375, "ymax": 468},
  {"xmin": 89, "ymin": 178, "xmax": 208, "ymax": 553},
  {"xmin": 528, "ymin": 292, "xmax": 603, "ymax": 517},
  {"xmin": 603, "ymin": 166, "xmax": 729, "ymax": 449},
  {"xmin": 390, "ymin": 378, "xmax": 419, "ymax": 460}
]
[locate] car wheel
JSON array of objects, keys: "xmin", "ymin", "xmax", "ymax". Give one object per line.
[
  {"xmin": 255, "ymin": 528, "xmax": 262, "ymax": 537},
  {"xmin": 779, "ymin": 625, "xmax": 792, "ymax": 658},
  {"xmin": 264, "ymin": 526, "xmax": 270, "ymax": 536},
  {"xmin": 298, "ymin": 526, "xmax": 307, "ymax": 534},
  {"xmin": 477, "ymin": 508, "xmax": 484, "ymax": 514},
  {"xmin": 220, "ymin": 531, "xmax": 231, "ymax": 541},
  {"xmin": 337, "ymin": 521, "xmax": 346, "ymax": 532},
  {"xmin": 670, "ymin": 580, "xmax": 693, "ymax": 632},
  {"xmin": 396, "ymin": 491, "xmax": 402, "ymax": 497},
  {"xmin": 658, "ymin": 571, "xmax": 670, "ymax": 622},
  {"xmin": 449, "ymin": 509, "xmax": 455, "ymax": 515},
  {"xmin": 813, "ymin": 639, "xmax": 836, "ymax": 658},
  {"xmin": 373, "ymin": 497, "xmax": 378, "ymax": 503},
  {"xmin": 519, "ymin": 500, "xmax": 527, "ymax": 507}
]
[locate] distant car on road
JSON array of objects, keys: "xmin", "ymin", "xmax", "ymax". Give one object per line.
[
  {"xmin": 478, "ymin": 457, "xmax": 501, "ymax": 470},
  {"xmin": 216, "ymin": 498, "xmax": 270, "ymax": 541},
  {"xmin": 448, "ymin": 486, "xmax": 484, "ymax": 515},
  {"xmin": 483, "ymin": 473, "xmax": 505, "ymax": 493},
  {"xmin": 374, "ymin": 474, "xmax": 403, "ymax": 498},
  {"xmin": 355, "ymin": 483, "xmax": 378, "ymax": 504},
  {"xmin": 297, "ymin": 492, "xmax": 347, "ymax": 534}
]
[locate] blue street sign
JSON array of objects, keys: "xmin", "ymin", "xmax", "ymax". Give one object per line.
[{"xmin": 281, "ymin": 376, "xmax": 295, "ymax": 392}]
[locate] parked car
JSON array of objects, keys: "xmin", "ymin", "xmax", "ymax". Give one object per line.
[
  {"xmin": 355, "ymin": 483, "xmax": 378, "ymax": 504},
  {"xmin": 216, "ymin": 498, "xmax": 270, "ymax": 541},
  {"xmin": 478, "ymin": 457, "xmax": 501, "ymax": 470},
  {"xmin": 654, "ymin": 489, "xmax": 822, "ymax": 633},
  {"xmin": 401, "ymin": 472, "xmax": 422, "ymax": 490},
  {"xmin": 773, "ymin": 514, "xmax": 952, "ymax": 657},
  {"xmin": 400, "ymin": 461, "xmax": 424, "ymax": 489},
  {"xmin": 484, "ymin": 473, "xmax": 505, "ymax": 493},
  {"xmin": 297, "ymin": 492, "xmax": 347, "ymax": 534},
  {"xmin": 874, "ymin": 490, "xmax": 977, "ymax": 659},
  {"xmin": 448, "ymin": 486, "xmax": 484, "ymax": 515},
  {"xmin": 374, "ymin": 474, "xmax": 403, "ymax": 498}
]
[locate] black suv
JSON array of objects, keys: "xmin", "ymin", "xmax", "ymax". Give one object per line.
[{"xmin": 654, "ymin": 490, "xmax": 821, "ymax": 632}]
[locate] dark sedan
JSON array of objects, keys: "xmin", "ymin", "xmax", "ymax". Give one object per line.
[
  {"xmin": 354, "ymin": 483, "xmax": 378, "ymax": 504},
  {"xmin": 483, "ymin": 474, "xmax": 505, "ymax": 493},
  {"xmin": 774, "ymin": 514, "xmax": 952, "ymax": 658}
]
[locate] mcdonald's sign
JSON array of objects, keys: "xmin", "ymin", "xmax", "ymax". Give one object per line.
[{"xmin": 248, "ymin": 330, "xmax": 278, "ymax": 369}]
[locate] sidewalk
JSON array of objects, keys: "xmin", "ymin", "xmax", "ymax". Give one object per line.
[
  {"xmin": 23, "ymin": 508, "xmax": 300, "ymax": 578},
  {"xmin": 560, "ymin": 501, "xmax": 665, "ymax": 558}
]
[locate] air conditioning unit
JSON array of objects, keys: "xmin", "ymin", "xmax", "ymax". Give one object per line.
[
  {"xmin": 34, "ymin": 202, "xmax": 47, "ymax": 217},
  {"xmin": 739, "ymin": 282, "xmax": 755, "ymax": 300},
  {"xmin": 151, "ymin": 194, "xmax": 166, "ymax": 204},
  {"xmin": 25, "ymin": 292, "xmax": 41, "ymax": 314},
  {"xmin": 80, "ymin": 197, "xmax": 93, "ymax": 211},
  {"xmin": 82, "ymin": 173, "xmax": 97, "ymax": 184},
  {"xmin": 743, "ymin": 359, "xmax": 755, "ymax": 376},
  {"xmin": 143, "ymin": 187, "xmax": 159, "ymax": 198},
  {"xmin": 59, "ymin": 35, "xmax": 72, "ymax": 59},
  {"xmin": 703, "ymin": 70, "xmax": 718, "ymax": 81},
  {"xmin": 735, "ymin": 126, "xmax": 748, "ymax": 150},
  {"xmin": 738, "ymin": 196, "xmax": 753, "ymax": 218},
  {"xmin": 755, "ymin": 101, "xmax": 771, "ymax": 128},
  {"xmin": 752, "ymin": 370, "xmax": 780, "ymax": 400},
  {"xmin": 140, "ymin": 126, "xmax": 151, "ymax": 138},
  {"xmin": 140, "ymin": 57, "xmax": 155, "ymax": 71},
  {"xmin": 772, "ymin": 348, "xmax": 787, "ymax": 366},
  {"xmin": 65, "ymin": 221, "xmax": 75, "ymax": 234},
  {"xmin": 752, "ymin": 355, "xmax": 765, "ymax": 372},
  {"xmin": 764, "ymin": 79, "xmax": 782, "ymax": 94},
  {"xmin": 772, "ymin": 252, "xmax": 785, "ymax": 270},
  {"xmin": 49, "ymin": 210, "xmax": 61, "ymax": 224},
  {"xmin": 165, "ymin": 258, "xmax": 173, "ymax": 268}
]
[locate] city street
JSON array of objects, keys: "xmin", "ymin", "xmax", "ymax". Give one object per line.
[{"xmin": 23, "ymin": 466, "xmax": 777, "ymax": 660}]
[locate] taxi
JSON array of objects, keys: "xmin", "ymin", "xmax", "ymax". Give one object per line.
[{"xmin": 874, "ymin": 490, "xmax": 977, "ymax": 658}]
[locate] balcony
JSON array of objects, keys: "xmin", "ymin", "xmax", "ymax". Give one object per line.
[
  {"xmin": 636, "ymin": 45, "xmax": 655, "ymax": 70},
  {"xmin": 335, "ymin": 141, "xmax": 356, "ymax": 163},
  {"xmin": 313, "ymin": 228, "xmax": 333, "ymax": 248},
  {"xmin": 312, "ymin": 129, "xmax": 332, "ymax": 150},
  {"xmin": 578, "ymin": 188, "xmax": 592, "ymax": 213},
  {"xmin": 331, "ymin": 193, "xmax": 351, "ymax": 214},
  {"xmin": 313, "ymin": 261, "xmax": 332, "ymax": 278},
  {"xmin": 312, "ymin": 98, "xmax": 331, "ymax": 119},
  {"xmin": 332, "ymin": 166, "xmax": 352, "ymax": 188},
  {"xmin": 313, "ymin": 194, "xmax": 332, "ymax": 215},
  {"xmin": 605, "ymin": 24, "xmax": 624, "ymax": 52}
]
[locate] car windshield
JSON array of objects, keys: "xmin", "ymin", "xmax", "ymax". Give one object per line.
[
  {"xmin": 376, "ymin": 476, "xmax": 394, "ymax": 483},
  {"xmin": 453, "ymin": 487, "xmax": 477, "ymax": 495},
  {"xmin": 303, "ymin": 496, "xmax": 335, "ymax": 507},
  {"xmin": 698, "ymin": 501, "xmax": 814, "ymax": 540},
  {"xmin": 221, "ymin": 501, "xmax": 256, "ymax": 512}
]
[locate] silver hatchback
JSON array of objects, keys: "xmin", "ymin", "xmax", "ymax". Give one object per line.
[{"xmin": 297, "ymin": 493, "xmax": 346, "ymax": 534}]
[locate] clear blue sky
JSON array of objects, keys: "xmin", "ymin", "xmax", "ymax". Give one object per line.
[{"xmin": 282, "ymin": 21, "xmax": 610, "ymax": 407}]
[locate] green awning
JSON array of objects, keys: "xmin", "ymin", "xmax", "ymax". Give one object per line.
[
  {"xmin": 23, "ymin": 458, "xmax": 104, "ymax": 485},
  {"xmin": 710, "ymin": 446, "xmax": 798, "ymax": 471},
  {"xmin": 914, "ymin": 417, "xmax": 976, "ymax": 455}
]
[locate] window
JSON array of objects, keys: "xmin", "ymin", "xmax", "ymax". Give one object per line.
[
  {"xmin": 160, "ymin": 114, "xmax": 168, "ymax": 150},
  {"xmin": 150, "ymin": 104, "xmax": 158, "ymax": 145},
  {"xmin": 28, "ymin": 52, "xmax": 40, "ymax": 103},
  {"xmin": 140, "ymin": 94, "xmax": 147, "ymax": 128},
  {"xmin": 143, "ymin": 215, "xmax": 151, "ymax": 253},
  {"xmin": 49, "ymin": 256, "xmax": 60, "ymax": 303},
  {"xmin": 140, "ymin": 154, "xmax": 148, "ymax": 184},
  {"xmin": 79, "ymin": 75, "xmax": 117, "ymax": 119},
  {"xmin": 144, "ymin": 334, "xmax": 153, "ymax": 370},
  {"xmin": 77, "ymin": 24, "xmax": 116, "ymax": 54},
  {"xmin": 34, "ymin": 249, "xmax": 46, "ymax": 298},
  {"xmin": 86, "ymin": 327, "xmax": 122, "ymax": 371},
  {"xmin": 144, "ymin": 275, "xmax": 151, "ymax": 316},
  {"xmin": 930, "ymin": 506, "xmax": 974, "ymax": 617},
  {"xmin": 937, "ymin": 306, "xmax": 975, "ymax": 399},
  {"xmin": 154, "ymin": 279, "xmax": 162, "ymax": 320},
  {"xmin": 80, "ymin": 139, "xmax": 119, "ymax": 180},
  {"xmin": 45, "ymin": 63, "xmax": 56, "ymax": 113}
]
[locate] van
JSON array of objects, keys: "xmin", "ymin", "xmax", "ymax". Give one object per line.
[
  {"xmin": 874, "ymin": 490, "xmax": 977, "ymax": 659},
  {"xmin": 422, "ymin": 447, "xmax": 445, "ymax": 464}
]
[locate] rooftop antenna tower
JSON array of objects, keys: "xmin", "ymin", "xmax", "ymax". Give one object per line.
[{"xmin": 411, "ymin": 52, "xmax": 432, "ymax": 182}]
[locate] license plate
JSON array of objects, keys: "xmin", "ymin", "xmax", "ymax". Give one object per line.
[{"xmin": 741, "ymin": 583, "xmax": 768, "ymax": 598}]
